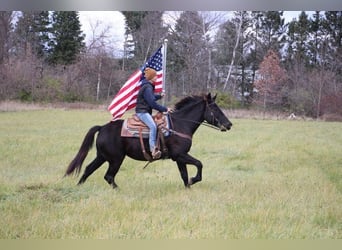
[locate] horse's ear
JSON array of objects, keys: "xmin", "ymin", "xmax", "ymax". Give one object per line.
[
  {"xmin": 206, "ymin": 93, "xmax": 217, "ymax": 102},
  {"xmin": 213, "ymin": 93, "xmax": 217, "ymax": 101},
  {"xmin": 204, "ymin": 93, "xmax": 217, "ymax": 102}
]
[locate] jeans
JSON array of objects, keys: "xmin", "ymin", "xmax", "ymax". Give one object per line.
[{"xmin": 136, "ymin": 112, "xmax": 157, "ymax": 151}]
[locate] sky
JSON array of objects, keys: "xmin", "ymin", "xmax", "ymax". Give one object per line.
[
  {"xmin": 78, "ymin": 11, "xmax": 307, "ymax": 55},
  {"xmin": 79, "ymin": 11, "xmax": 126, "ymax": 55}
]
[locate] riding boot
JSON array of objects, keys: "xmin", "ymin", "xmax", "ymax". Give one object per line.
[{"xmin": 151, "ymin": 147, "xmax": 161, "ymax": 160}]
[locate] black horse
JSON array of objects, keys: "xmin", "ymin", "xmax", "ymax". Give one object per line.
[{"xmin": 65, "ymin": 93, "xmax": 232, "ymax": 188}]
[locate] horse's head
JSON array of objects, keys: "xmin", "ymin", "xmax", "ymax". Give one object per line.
[{"xmin": 203, "ymin": 93, "xmax": 232, "ymax": 131}]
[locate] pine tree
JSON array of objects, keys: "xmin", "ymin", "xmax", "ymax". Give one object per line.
[
  {"xmin": 322, "ymin": 11, "xmax": 342, "ymax": 74},
  {"xmin": 286, "ymin": 11, "xmax": 311, "ymax": 66},
  {"xmin": 121, "ymin": 11, "xmax": 149, "ymax": 63},
  {"xmin": 14, "ymin": 11, "xmax": 50, "ymax": 59},
  {"xmin": 213, "ymin": 11, "xmax": 255, "ymax": 102},
  {"xmin": 259, "ymin": 11, "xmax": 286, "ymax": 52},
  {"xmin": 214, "ymin": 20, "xmax": 239, "ymax": 66},
  {"xmin": 236, "ymin": 11, "xmax": 253, "ymax": 104},
  {"xmin": 121, "ymin": 11, "xmax": 166, "ymax": 70},
  {"xmin": 308, "ymin": 11, "xmax": 322, "ymax": 66},
  {"xmin": 323, "ymin": 11, "xmax": 342, "ymax": 49},
  {"xmin": 169, "ymin": 11, "xmax": 208, "ymax": 94},
  {"xmin": 48, "ymin": 11, "xmax": 85, "ymax": 65},
  {"xmin": 33, "ymin": 11, "xmax": 50, "ymax": 58}
]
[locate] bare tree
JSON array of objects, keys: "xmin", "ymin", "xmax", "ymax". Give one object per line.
[
  {"xmin": 223, "ymin": 12, "xmax": 242, "ymax": 91},
  {"xmin": 198, "ymin": 12, "xmax": 228, "ymax": 91},
  {"xmin": 86, "ymin": 19, "xmax": 118, "ymax": 101}
]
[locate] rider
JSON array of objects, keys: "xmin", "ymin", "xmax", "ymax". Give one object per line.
[{"xmin": 135, "ymin": 67, "xmax": 172, "ymax": 159}]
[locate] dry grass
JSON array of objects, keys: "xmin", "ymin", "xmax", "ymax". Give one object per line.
[
  {"xmin": 3, "ymin": 100, "xmax": 340, "ymax": 121},
  {"xmin": 0, "ymin": 100, "xmax": 106, "ymax": 112},
  {"xmin": 0, "ymin": 100, "xmax": 44, "ymax": 112},
  {"xmin": 226, "ymin": 108, "xmax": 316, "ymax": 121}
]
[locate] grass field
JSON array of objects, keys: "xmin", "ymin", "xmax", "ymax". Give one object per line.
[{"xmin": 0, "ymin": 108, "xmax": 341, "ymax": 239}]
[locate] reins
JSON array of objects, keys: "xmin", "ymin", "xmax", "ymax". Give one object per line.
[
  {"xmin": 168, "ymin": 99, "xmax": 222, "ymax": 133},
  {"xmin": 202, "ymin": 121, "xmax": 221, "ymax": 130},
  {"xmin": 169, "ymin": 117, "xmax": 220, "ymax": 130}
]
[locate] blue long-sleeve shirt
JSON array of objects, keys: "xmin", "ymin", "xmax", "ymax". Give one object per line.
[{"xmin": 135, "ymin": 80, "xmax": 167, "ymax": 114}]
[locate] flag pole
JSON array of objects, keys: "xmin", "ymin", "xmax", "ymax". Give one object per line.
[{"xmin": 162, "ymin": 39, "xmax": 168, "ymax": 105}]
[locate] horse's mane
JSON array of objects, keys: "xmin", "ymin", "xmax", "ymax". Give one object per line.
[{"xmin": 174, "ymin": 95, "xmax": 204, "ymax": 111}]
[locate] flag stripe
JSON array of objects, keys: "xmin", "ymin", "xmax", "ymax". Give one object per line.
[
  {"xmin": 108, "ymin": 46, "xmax": 164, "ymax": 120},
  {"xmin": 107, "ymin": 70, "xmax": 141, "ymax": 111},
  {"xmin": 108, "ymin": 80, "xmax": 141, "ymax": 114}
]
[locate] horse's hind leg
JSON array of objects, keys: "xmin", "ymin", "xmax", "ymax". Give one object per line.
[
  {"xmin": 104, "ymin": 156, "xmax": 125, "ymax": 189},
  {"xmin": 78, "ymin": 155, "xmax": 105, "ymax": 185}
]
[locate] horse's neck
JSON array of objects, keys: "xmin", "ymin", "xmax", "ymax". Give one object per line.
[{"xmin": 172, "ymin": 102, "xmax": 205, "ymax": 135}]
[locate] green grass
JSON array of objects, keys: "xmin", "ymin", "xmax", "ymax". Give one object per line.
[{"xmin": 0, "ymin": 109, "xmax": 341, "ymax": 239}]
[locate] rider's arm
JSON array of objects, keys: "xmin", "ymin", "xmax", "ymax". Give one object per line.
[{"xmin": 143, "ymin": 87, "xmax": 167, "ymax": 113}]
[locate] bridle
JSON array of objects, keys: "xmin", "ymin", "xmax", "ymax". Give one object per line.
[
  {"xmin": 203, "ymin": 101, "xmax": 223, "ymax": 130},
  {"xmin": 168, "ymin": 99, "xmax": 223, "ymax": 136}
]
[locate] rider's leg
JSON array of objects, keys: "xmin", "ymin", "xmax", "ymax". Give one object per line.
[{"xmin": 136, "ymin": 113, "xmax": 161, "ymax": 159}]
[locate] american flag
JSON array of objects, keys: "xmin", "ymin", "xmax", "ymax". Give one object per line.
[{"xmin": 108, "ymin": 46, "xmax": 163, "ymax": 121}]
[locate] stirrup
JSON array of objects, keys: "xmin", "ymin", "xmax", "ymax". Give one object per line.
[{"xmin": 152, "ymin": 149, "xmax": 162, "ymax": 159}]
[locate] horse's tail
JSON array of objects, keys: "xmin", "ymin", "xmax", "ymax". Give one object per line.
[{"xmin": 64, "ymin": 125, "xmax": 102, "ymax": 177}]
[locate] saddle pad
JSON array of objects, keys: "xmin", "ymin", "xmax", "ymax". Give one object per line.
[{"xmin": 121, "ymin": 114, "xmax": 170, "ymax": 138}]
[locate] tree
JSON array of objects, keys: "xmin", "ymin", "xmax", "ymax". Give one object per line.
[
  {"xmin": 320, "ymin": 11, "xmax": 342, "ymax": 117},
  {"xmin": 286, "ymin": 11, "xmax": 311, "ymax": 66},
  {"xmin": 86, "ymin": 20, "xmax": 118, "ymax": 101},
  {"xmin": 222, "ymin": 12, "xmax": 243, "ymax": 92},
  {"xmin": 258, "ymin": 11, "xmax": 286, "ymax": 52},
  {"xmin": 14, "ymin": 11, "xmax": 50, "ymax": 59},
  {"xmin": 48, "ymin": 11, "xmax": 85, "ymax": 65},
  {"xmin": 284, "ymin": 11, "xmax": 342, "ymax": 118},
  {"xmin": 323, "ymin": 11, "xmax": 342, "ymax": 49},
  {"xmin": 168, "ymin": 11, "xmax": 208, "ymax": 95},
  {"xmin": 255, "ymin": 50, "xmax": 287, "ymax": 112},
  {"xmin": 197, "ymin": 11, "xmax": 227, "ymax": 91},
  {"xmin": 121, "ymin": 11, "xmax": 166, "ymax": 70},
  {"xmin": 308, "ymin": 11, "xmax": 323, "ymax": 66},
  {"xmin": 249, "ymin": 12, "xmax": 287, "ymax": 104},
  {"xmin": 134, "ymin": 12, "xmax": 167, "ymax": 62},
  {"xmin": 220, "ymin": 11, "xmax": 254, "ymax": 105},
  {"xmin": 32, "ymin": 11, "xmax": 50, "ymax": 59},
  {"xmin": 121, "ymin": 11, "xmax": 149, "ymax": 66},
  {"xmin": 322, "ymin": 11, "xmax": 342, "ymax": 75},
  {"xmin": 0, "ymin": 11, "xmax": 13, "ymax": 64}
]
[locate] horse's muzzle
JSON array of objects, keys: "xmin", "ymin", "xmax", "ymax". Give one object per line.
[{"xmin": 220, "ymin": 123, "xmax": 232, "ymax": 131}]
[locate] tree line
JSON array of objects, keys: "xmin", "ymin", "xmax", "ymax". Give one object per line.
[{"xmin": 0, "ymin": 11, "xmax": 341, "ymax": 118}]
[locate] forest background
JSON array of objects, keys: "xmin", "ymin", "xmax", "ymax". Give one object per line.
[{"xmin": 0, "ymin": 11, "xmax": 341, "ymax": 119}]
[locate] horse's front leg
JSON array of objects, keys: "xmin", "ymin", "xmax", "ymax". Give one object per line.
[
  {"xmin": 176, "ymin": 153, "xmax": 203, "ymax": 187},
  {"xmin": 176, "ymin": 161, "xmax": 190, "ymax": 188}
]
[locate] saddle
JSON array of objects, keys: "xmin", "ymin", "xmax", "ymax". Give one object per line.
[
  {"xmin": 121, "ymin": 113, "xmax": 170, "ymax": 162},
  {"xmin": 121, "ymin": 112, "xmax": 169, "ymax": 138}
]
